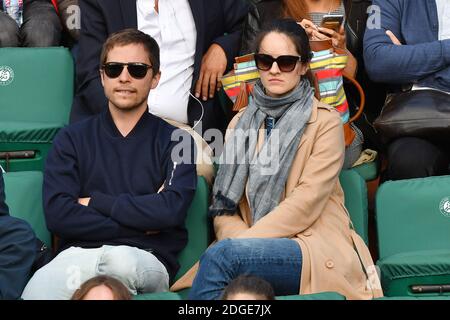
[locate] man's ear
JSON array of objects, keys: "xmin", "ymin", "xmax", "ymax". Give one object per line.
[{"xmin": 150, "ymin": 71, "xmax": 161, "ymax": 89}]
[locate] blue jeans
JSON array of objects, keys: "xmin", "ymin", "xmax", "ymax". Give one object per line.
[{"xmin": 189, "ymin": 238, "xmax": 302, "ymax": 300}]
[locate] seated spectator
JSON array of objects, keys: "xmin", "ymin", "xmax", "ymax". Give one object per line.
[
  {"xmin": 188, "ymin": 19, "xmax": 382, "ymax": 300},
  {"xmin": 0, "ymin": 0, "xmax": 62, "ymax": 47},
  {"xmin": 71, "ymin": 0, "xmax": 249, "ymax": 138},
  {"xmin": 240, "ymin": 0, "xmax": 363, "ymax": 169},
  {"xmin": 21, "ymin": 29, "xmax": 197, "ymax": 300},
  {"xmin": 71, "ymin": 275, "xmax": 131, "ymax": 300},
  {"xmin": 364, "ymin": 0, "xmax": 450, "ymax": 180},
  {"xmin": 221, "ymin": 275, "xmax": 275, "ymax": 300},
  {"xmin": 0, "ymin": 166, "xmax": 37, "ymax": 299}
]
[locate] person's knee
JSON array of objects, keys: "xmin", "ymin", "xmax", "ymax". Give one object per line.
[
  {"xmin": 0, "ymin": 13, "xmax": 19, "ymax": 47},
  {"xmin": 201, "ymin": 239, "xmax": 236, "ymax": 265},
  {"xmin": 99, "ymin": 246, "xmax": 168, "ymax": 293},
  {"xmin": 21, "ymin": 3, "xmax": 62, "ymax": 47},
  {"xmin": 98, "ymin": 246, "xmax": 140, "ymax": 279},
  {"xmin": 387, "ymin": 137, "xmax": 449, "ymax": 179}
]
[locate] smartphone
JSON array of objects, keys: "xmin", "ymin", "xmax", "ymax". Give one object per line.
[{"xmin": 321, "ymin": 14, "xmax": 344, "ymax": 32}]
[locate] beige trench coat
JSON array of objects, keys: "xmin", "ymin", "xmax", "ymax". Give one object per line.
[{"xmin": 172, "ymin": 98, "xmax": 383, "ymax": 299}]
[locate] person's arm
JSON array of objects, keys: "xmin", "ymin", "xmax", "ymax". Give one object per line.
[
  {"xmin": 239, "ymin": 2, "xmax": 261, "ymax": 55},
  {"xmin": 194, "ymin": 0, "xmax": 249, "ymax": 100},
  {"xmin": 88, "ymin": 136, "xmax": 197, "ymax": 232},
  {"xmin": 74, "ymin": 0, "xmax": 108, "ymax": 114},
  {"xmin": 235, "ymin": 111, "xmax": 345, "ymax": 239},
  {"xmin": 44, "ymin": 130, "xmax": 143, "ymax": 241},
  {"xmin": 363, "ymin": 0, "xmax": 450, "ymax": 84}
]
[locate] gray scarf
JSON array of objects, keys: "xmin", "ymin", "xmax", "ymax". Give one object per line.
[{"xmin": 210, "ymin": 78, "xmax": 314, "ymax": 224}]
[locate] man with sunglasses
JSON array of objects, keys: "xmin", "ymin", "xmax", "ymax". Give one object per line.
[
  {"xmin": 71, "ymin": 0, "xmax": 249, "ymax": 137},
  {"xmin": 21, "ymin": 29, "xmax": 197, "ymax": 300}
]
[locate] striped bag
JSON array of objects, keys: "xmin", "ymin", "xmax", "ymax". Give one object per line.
[{"xmin": 309, "ymin": 48, "xmax": 349, "ymax": 124}]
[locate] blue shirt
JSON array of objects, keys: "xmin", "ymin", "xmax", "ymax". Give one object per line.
[{"xmin": 364, "ymin": 0, "xmax": 450, "ymax": 92}]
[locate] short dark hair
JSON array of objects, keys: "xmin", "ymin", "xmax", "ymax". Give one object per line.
[
  {"xmin": 71, "ymin": 275, "xmax": 132, "ymax": 300},
  {"xmin": 221, "ymin": 275, "xmax": 275, "ymax": 300},
  {"xmin": 254, "ymin": 18, "xmax": 313, "ymax": 63},
  {"xmin": 100, "ymin": 28, "xmax": 160, "ymax": 74}
]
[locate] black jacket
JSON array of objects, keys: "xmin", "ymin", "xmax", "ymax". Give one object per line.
[
  {"xmin": 0, "ymin": 171, "xmax": 36, "ymax": 299},
  {"xmin": 240, "ymin": 0, "xmax": 361, "ymax": 56},
  {"xmin": 71, "ymin": 0, "xmax": 249, "ymax": 133}
]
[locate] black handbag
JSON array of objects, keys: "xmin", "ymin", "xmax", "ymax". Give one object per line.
[{"xmin": 373, "ymin": 89, "xmax": 450, "ymax": 144}]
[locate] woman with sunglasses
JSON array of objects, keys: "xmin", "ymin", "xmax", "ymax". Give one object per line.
[
  {"xmin": 188, "ymin": 19, "xmax": 382, "ymax": 300},
  {"xmin": 240, "ymin": 0, "xmax": 366, "ymax": 170}
]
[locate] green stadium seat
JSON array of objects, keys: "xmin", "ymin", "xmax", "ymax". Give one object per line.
[
  {"xmin": 0, "ymin": 47, "xmax": 74, "ymax": 172},
  {"xmin": 375, "ymin": 176, "xmax": 450, "ymax": 297},
  {"xmin": 339, "ymin": 169, "xmax": 369, "ymax": 244},
  {"xmin": 277, "ymin": 292, "xmax": 346, "ymax": 300},
  {"xmin": 3, "ymin": 171, "xmax": 51, "ymax": 247},
  {"xmin": 134, "ymin": 176, "xmax": 210, "ymax": 300}
]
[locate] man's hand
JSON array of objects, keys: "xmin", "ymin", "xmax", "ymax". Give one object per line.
[
  {"xmin": 195, "ymin": 43, "xmax": 227, "ymax": 101},
  {"xmin": 386, "ymin": 30, "xmax": 402, "ymax": 45},
  {"xmin": 78, "ymin": 197, "xmax": 91, "ymax": 206}
]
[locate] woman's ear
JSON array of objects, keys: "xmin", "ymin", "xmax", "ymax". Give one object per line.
[{"xmin": 297, "ymin": 63, "xmax": 308, "ymax": 76}]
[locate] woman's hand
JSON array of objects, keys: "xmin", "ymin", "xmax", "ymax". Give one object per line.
[
  {"xmin": 316, "ymin": 25, "xmax": 346, "ymax": 49},
  {"xmin": 298, "ymin": 19, "xmax": 318, "ymax": 38}
]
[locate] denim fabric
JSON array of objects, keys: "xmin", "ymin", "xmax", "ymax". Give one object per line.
[
  {"xmin": 21, "ymin": 245, "xmax": 169, "ymax": 300},
  {"xmin": 189, "ymin": 238, "xmax": 302, "ymax": 300},
  {"xmin": 0, "ymin": 0, "xmax": 61, "ymax": 47}
]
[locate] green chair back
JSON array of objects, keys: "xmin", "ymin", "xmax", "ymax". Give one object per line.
[
  {"xmin": 375, "ymin": 175, "xmax": 450, "ymax": 259},
  {"xmin": 3, "ymin": 171, "xmax": 51, "ymax": 247},
  {"xmin": 175, "ymin": 176, "xmax": 210, "ymax": 281},
  {"xmin": 0, "ymin": 47, "xmax": 73, "ymax": 123},
  {"xmin": 0, "ymin": 47, "xmax": 74, "ymax": 172},
  {"xmin": 339, "ymin": 169, "xmax": 369, "ymax": 244}
]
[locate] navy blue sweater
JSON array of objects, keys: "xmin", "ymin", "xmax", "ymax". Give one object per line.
[{"xmin": 43, "ymin": 110, "xmax": 197, "ymax": 281}]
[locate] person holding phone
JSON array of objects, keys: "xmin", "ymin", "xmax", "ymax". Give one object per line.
[{"xmin": 240, "ymin": 0, "xmax": 357, "ymax": 77}]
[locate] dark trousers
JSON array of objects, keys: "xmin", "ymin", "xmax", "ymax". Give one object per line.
[
  {"xmin": 0, "ymin": 1, "xmax": 61, "ymax": 47},
  {"xmin": 385, "ymin": 137, "xmax": 450, "ymax": 181}
]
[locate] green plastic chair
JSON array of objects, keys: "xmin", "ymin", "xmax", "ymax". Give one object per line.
[
  {"xmin": 0, "ymin": 47, "xmax": 74, "ymax": 172},
  {"xmin": 277, "ymin": 291, "xmax": 346, "ymax": 300},
  {"xmin": 3, "ymin": 171, "xmax": 51, "ymax": 247},
  {"xmin": 339, "ymin": 169, "xmax": 369, "ymax": 244},
  {"xmin": 375, "ymin": 176, "xmax": 450, "ymax": 297},
  {"xmin": 134, "ymin": 176, "xmax": 210, "ymax": 300}
]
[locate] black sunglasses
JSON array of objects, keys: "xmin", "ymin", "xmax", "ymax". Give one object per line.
[
  {"xmin": 102, "ymin": 62, "xmax": 152, "ymax": 79},
  {"xmin": 254, "ymin": 54, "xmax": 302, "ymax": 72}
]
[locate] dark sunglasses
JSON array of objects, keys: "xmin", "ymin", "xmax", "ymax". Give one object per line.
[
  {"xmin": 254, "ymin": 54, "xmax": 302, "ymax": 72},
  {"xmin": 102, "ymin": 62, "xmax": 152, "ymax": 79}
]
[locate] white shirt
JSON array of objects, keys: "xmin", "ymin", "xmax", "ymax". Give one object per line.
[
  {"xmin": 436, "ymin": 0, "xmax": 450, "ymax": 41},
  {"xmin": 137, "ymin": 0, "xmax": 197, "ymax": 124}
]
